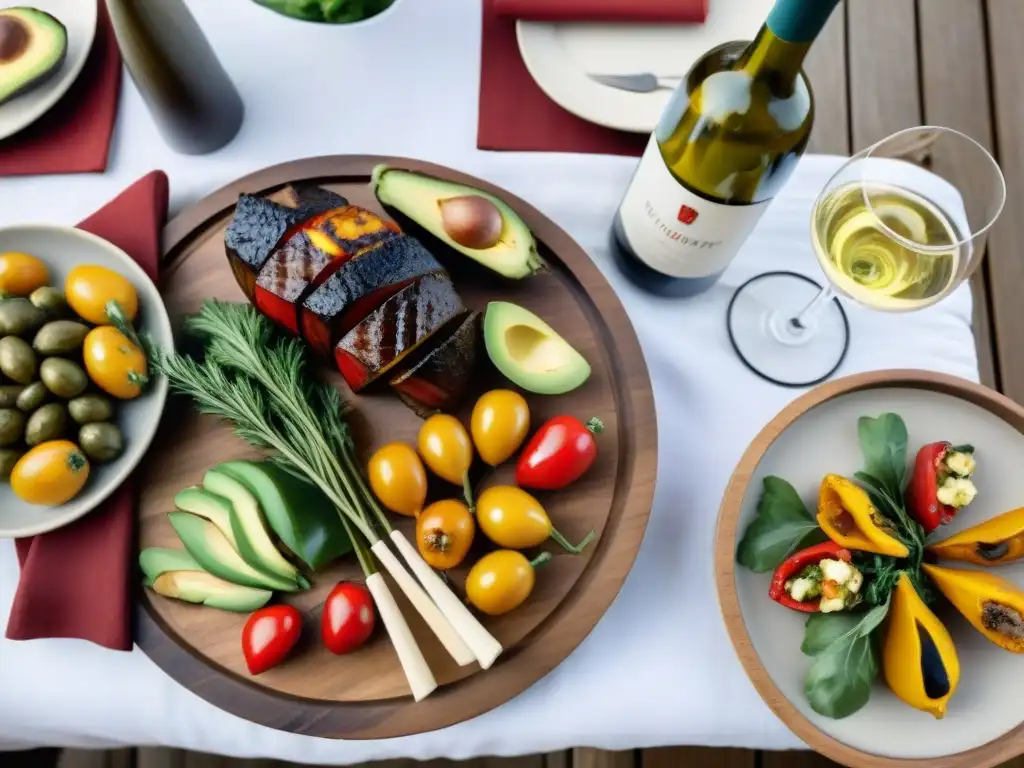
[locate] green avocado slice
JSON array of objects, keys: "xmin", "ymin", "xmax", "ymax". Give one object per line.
[
  {"xmin": 139, "ymin": 547, "xmax": 273, "ymax": 613},
  {"xmin": 167, "ymin": 511, "xmax": 298, "ymax": 592},
  {"xmin": 203, "ymin": 468, "xmax": 308, "ymax": 588},
  {"xmin": 371, "ymin": 164, "xmax": 543, "ymax": 279},
  {"xmin": 174, "ymin": 487, "xmax": 240, "ymax": 550},
  {"xmin": 0, "ymin": 8, "xmax": 68, "ymax": 106},
  {"xmin": 483, "ymin": 301, "xmax": 591, "ymax": 395},
  {"xmin": 215, "ymin": 459, "xmax": 352, "ymax": 571}
]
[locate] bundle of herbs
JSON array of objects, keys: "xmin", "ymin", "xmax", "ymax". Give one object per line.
[{"xmin": 155, "ymin": 300, "xmax": 502, "ymax": 698}]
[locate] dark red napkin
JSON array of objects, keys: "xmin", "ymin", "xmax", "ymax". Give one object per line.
[
  {"xmin": 6, "ymin": 170, "xmax": 169, "ymax": 651},
  {"xmin": 494, "ymin": 0, "xmax": 708, "ymax": 23},
  {"xmin": 478, "ymin": 0, "xmax": 650, "ymax": 156},
  {"xmin": 0, "ymin": 1, "xmax": 121, "ymax": 176}
]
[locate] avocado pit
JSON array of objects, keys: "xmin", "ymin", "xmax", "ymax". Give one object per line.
[
  {"xmin": 439, "ymin": 195, "xmax": 503, "ymax": 250},
  {"xmin": 0, "ymin": 17, "xmax": 28, "ymax": 63}
]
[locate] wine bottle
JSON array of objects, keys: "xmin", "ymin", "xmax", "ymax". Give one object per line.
[{"xmin": 612, "ymin": 0, "xmax": 842, "ymax": 296}]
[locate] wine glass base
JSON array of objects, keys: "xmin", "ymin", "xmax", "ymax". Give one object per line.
[{"xmin": 726, "ymin": 271, "xmax": 850, "ymax": 388}]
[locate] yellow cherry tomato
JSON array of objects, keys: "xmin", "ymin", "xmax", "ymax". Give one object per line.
[
  {"xmin": 466, "ymin": 549, "xmax": 550, "ymax": 616},
  {"xmin": 368, "ymin": 442, "xmax": 428, "ymax": 517},
  {"xmin": 11, "ymin": 440, "xmax": 90, "ymax": 506},
  {"xmin": 418, "ymin": 413, "xmax": 473, "ymax": 488},
  {"xmin": 416, "ymin": 499, "xmax": 475, "ymax": 570},
  {"xmin": 477, "ymin": 485, "xmax": 595, "ymax": 554},
  {"xmin": 83, "ymin": 326, "xmax": 148, "ymax": 400},
  {"xmin": 470, "ymin": 389, "xmax": 530, "ymax": 467},
  {"xmin": 0, "ymin": 252, "xmax": 49, "ymax": 297},
  {"xmin": 65, "ymin": 264, "xmax": 138, "ymax": 325}
]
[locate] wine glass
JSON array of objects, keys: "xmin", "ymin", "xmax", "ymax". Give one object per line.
[{"xmin": 726, "ymin": 126, "xmax": 1007, "ymax": 387}]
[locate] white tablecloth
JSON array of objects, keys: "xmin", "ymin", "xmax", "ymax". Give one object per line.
[{"xmin": 0, "ymin": 0, "xmax": 981, "ymax": 761}]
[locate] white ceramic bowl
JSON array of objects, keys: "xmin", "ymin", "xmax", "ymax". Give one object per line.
[
  {"xmin": 717, "ymin": 371, "xmax": 1024, "ymax": 766},
  {"xmin": 0, "ymin": 225, "xmax": 172, "ymax": 538}
]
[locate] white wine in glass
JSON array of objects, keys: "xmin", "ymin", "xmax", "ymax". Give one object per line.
[{"xmin": 726, "ymin": 125, "xmax": 1006, "ymax": 387}]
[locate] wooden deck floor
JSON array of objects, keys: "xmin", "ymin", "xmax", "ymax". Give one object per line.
[{"xmin": 10, "ymin": 1, "xmax": 1024, "ymax": 767}]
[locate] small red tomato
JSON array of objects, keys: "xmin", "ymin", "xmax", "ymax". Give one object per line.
[
  {"xmin": 515, "ymin": 416, "xmax": 604, "ymax": 491},
  {"xmin": 241, "ymin": 604, "xmax": 302, "ymax": 675},
  {"xmin": 322, "ymin": 581, "xmax": 376, "ymax": 655}
]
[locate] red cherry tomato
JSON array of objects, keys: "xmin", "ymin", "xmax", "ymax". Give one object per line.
[
  {"xmin": 515, "ymin": 416, "xmax": 603, "ymax": 491},
  {"xmin": 322, "ymin": 581, "xmax": 376, "ymax": 655},
  {"xmin": 241, "ymin": 604, "xmax": 302, "ymax": 675}
]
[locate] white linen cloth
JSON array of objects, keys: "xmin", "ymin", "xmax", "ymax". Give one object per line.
[{"xmin": 0, "ymin": 0, "xmax": 980, "ymax": 760}]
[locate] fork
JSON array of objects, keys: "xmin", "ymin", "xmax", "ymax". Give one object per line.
[{"xmin": 586, "ymin": 72, "xmax": 684, "ymax": 93}]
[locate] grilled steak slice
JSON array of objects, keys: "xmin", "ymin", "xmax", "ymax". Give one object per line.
[
  {"xmin": 334, "ymin": 273, "xmax": 468, "ymax": 393},
  {"xmin": 254, "ymin": 206, "xmax": 400, "ymax": 334},
  {"xmin": 300, "ymin": 235, "xmax": 445, "ymax": 356},
  {"xmin": 389, "ymin": 312, "xmax": 480, "ymax": 417},
  {"xmin": 224, "ymin": 185, "xmax": 347, "ymax": 299}
]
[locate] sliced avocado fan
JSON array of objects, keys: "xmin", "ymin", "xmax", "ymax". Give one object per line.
[
  {"xmin": 139, "ymin": 547, "xmax": 273, "ymax": 613},
  {"xmin": 372, "ymin": 164, "xmax": 544, "ymax": 279},
  {"xmin": 0, "ymin": 8, "xmax": 68, "ymax": 106}
]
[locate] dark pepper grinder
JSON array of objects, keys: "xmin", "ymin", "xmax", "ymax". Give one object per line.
[{"xmin": 105, "ymin": 0, "xmax": 244, "ymax": 155}]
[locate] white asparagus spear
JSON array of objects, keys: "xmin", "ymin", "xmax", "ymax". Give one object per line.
[
  {"xmin": 365, "ymin": 572, "xmax": 438, "ymax": 702},
  {"xmin": 370, "ymin": 540, "xmax": 476, "ymax": 666},
  {"xmin": 390, "ymin": 529, "xmax": 503, "ymax": 669}
]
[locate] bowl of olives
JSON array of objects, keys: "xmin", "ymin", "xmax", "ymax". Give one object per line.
[{"xmin": 0, "ymin": 225, "xmax": 173, "ymax": 538}]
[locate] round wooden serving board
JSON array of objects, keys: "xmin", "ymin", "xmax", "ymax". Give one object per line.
[
  {"xmin": 135, "ymin": 156, "xmax": 657, "ymax": 739},
  {"xmin": 716, "ymin": 370, "xmax": 1024, "ymax": 768}
]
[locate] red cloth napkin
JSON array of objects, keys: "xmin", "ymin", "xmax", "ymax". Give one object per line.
[
  {"xmin": 478, "ymin": 0, "xmax": 650, "ymax": 156},
  {"xmin": 494, "ymin": 0, "xmax": 708, "ymax": 23},
  {"xmin": 0, "ymin": 0, "xmax": 122, "ymax": 176},
  {"xmin": 6, "ymin": 170, "xmax": 169, "ymax": 651}
]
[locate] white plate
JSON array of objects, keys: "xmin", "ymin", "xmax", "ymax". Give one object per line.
[
  {"xmin": 0, "ymin": 0, "xmax": 99, "ymax": 142},
  {"xmin": 516, "ymin": 0, "xmax": 772, "ymax": 134},
  {"xmin": 720, "ymin": 373, "xmax": 1024, "ymax": 762},
  {"xmin": 0, "ymin": 225, "xmax": 172, "ymax": 539}
]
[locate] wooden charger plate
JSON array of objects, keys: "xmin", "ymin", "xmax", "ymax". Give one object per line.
[
  {"xmin": 135, "ymin": 156, "xmax": 657, "ymax": 739},
  {"xmin": 716, "ymin": 370, "xmax": 1024, "ymax": 768}
]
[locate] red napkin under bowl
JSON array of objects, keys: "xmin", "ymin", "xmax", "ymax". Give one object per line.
[
  {"xmin": 494, "ymin": 0, "xmax": 708, "ymax": 23},
  {"xmin": 0, "ymin": 0, "xmax": 122, "ymax": 177},
  {"xmin": 6, "ymin": 170, "xmax": 169, "ymax": 651}
]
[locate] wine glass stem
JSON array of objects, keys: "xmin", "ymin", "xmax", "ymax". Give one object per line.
[{"xmin": 790, "ymin": 284, "xmax": 836, "ymax": 333}]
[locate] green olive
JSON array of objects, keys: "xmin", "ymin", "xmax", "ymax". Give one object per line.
[
  {"xmin": 0, "ymin": 336, "xmax": 38, "ymax": 385},
  {"xmin": 33, "ymin": 321, "xmax": 90, "ymax": 356},
  {"xmin": 0, "ymin": 299, "xmax": 46, "ymax": 336},
  {"xmin": 78, "ymin": 422, "xmax": 124, "ymax": 463},
  {"xmin": 0, "ymin": 448, "xmax": 22, "ymax": 479},
  {"xmin": 29, "ymin": 286, "xmax": 69, "ymax": 316},
  {"xmin": 39, "ymin": 358, "xmax": 88, "ymax": 399},
  {"xmin": 0, "ymin": 385, "xmax": 24, "ymax": 408},
  {"xmin": 0, "ymin": 408, "xmax": 26, "ymax": 447},
  {"xmin": 68, "ymin": 394, "xmax": 115, "ymax": 425},
  {"xmin": 25, "ymin": 403, "xmax": 67, "ymax": 447},
  {"xmin": 15, "ymin": 381, "xmax": 48, "ymax": 412}
]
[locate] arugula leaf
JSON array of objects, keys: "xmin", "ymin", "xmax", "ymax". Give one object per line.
[
  {"xmin": 736, "ymin": 476, "xmax": 826, "ymax": 573},
  {"xmin": 858, "ymin": 414, "xmax": 908, "ymax": 497},
  {"xmin": 802, "ymin": 600, "xmax": 890, "ymax": 719}
]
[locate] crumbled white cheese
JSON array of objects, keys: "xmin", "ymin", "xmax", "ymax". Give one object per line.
[
  {"xmin": 937, "ymin": 476, "xmax": 978, "ymax": 508},
  {"xmin": 847, "ymin": 571, "xmax": 864, "ymax": 594},
  {"xmin": 821, "ymin": 558, "xmax": 854, "ymax": 585},
  {"xmin": 788, "ymin": 577, "xmax": 816, "ymax": 602},
  {"xmin": 821, "ymin": 596, "xmax": 846, "ymax": 613},
  {"xmin": 945, "ymin": 451, "xmax": 976, "ymax": 477}
]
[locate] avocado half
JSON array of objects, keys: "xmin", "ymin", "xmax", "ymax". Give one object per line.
[
  {"xmin": 0, "ymin": 8, "xmax": 68, "ymax": 107},
  {"xmin": 483, "ymin": 301, "xmax": 591, "ymax": 395},
  {"xmin": 139, "ymin": 547, "xmax": 273, "ymax": 613},
  {"xmin": 371, "ymin": 165, "xmax": 544, "ymax": 280}
]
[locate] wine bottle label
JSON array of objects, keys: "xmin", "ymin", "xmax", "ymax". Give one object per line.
[{"xmin": 618, "ymin": 136, "xmax": 772, "ymax": 279}]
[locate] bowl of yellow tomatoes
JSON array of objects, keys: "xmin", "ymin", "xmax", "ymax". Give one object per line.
[{"xmin": 0, "ymin": 225, "xmax": 173, "ymax": 538}]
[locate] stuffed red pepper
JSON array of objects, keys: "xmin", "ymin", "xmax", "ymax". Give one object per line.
[
  {"xmin": 908, "ymin": 442, "xmax": 977, "ymax": 534},
  {"xmin": 769, "ymin": 541, "xmax": 864, "ymax": 613}
]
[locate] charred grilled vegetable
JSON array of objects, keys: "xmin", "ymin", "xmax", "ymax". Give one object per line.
[
  {"xmin": 225, "ymin": 186, "xmax": 347, "ymax": 299},
  {"xmin": 300, "ymin": 235, "xmax": 444, "ymax": 355},
  {"xmin": 254, "ymin": 206, "xmax": 400, "ymax": 334},
  {"xmin": 390, "ymin": 311, "xmax": 480, "ymax": 417},
  {"xmin": 927, "ymin": 506, "xmax": 1024, "ymax": 566},
  {"xmin": 923, "ymin": 564, "xmax": 1024, "ymax": 653},
  {"xmin": 335, "ymin": 273, "xmax": 467, "ymax": 393}
]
